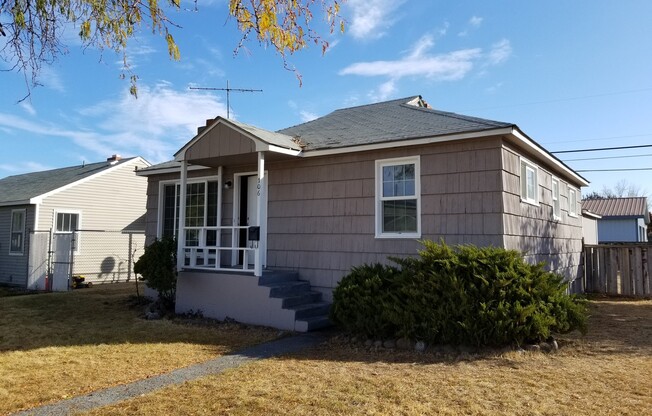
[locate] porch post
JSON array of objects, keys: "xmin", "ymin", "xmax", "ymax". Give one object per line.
[
  {"xmin": 255, "ymin": 151, "xmax": 266, "ymax": 277},
  {"xmin": 177, "ymin": 160, "xmax": 188, "ymax": 272}
]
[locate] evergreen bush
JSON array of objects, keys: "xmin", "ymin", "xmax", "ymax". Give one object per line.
[
  {"xmin": 331, "ymin": 240, "xmax": 587, "ymax": 346},
  {"xmin": 134, "ymin": 237, "xmax": 177, "ymax": 307}
]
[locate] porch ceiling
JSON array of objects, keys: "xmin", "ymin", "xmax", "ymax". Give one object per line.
[{"xmin": 187, "ymin": 151, "xmax": 298, "ymax": 168}]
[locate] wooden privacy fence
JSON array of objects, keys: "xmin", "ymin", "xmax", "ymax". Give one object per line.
[{"xmin": 582, "ymin": 244, "xmax": 651, "ymax": 297}]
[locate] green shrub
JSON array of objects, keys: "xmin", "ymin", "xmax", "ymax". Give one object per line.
[
  {"xmin": 331, "ymin": 240, "xmax": 587, "ymax": 346},
  {"xmin": 134, "ymin": 237, "xmax": 177, "ymax": 307}
]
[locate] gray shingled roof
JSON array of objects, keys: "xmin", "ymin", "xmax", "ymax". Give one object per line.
[
  {"xmin": 142, "ymin": 96, "xmax": 515, "ymax": 173},
  {"xmin": 0, "ymin": 158, "xmax": 136, "ymax": 205},
  {"xmin": 278, "ymin": 96, "xmax": 514, "ymax": 151},
  {"xmin": 582, "ymin": 197, "xmax": 649, "ymax": 219}
]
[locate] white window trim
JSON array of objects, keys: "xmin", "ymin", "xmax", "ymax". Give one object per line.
[
  {"xmin": 551, "ymin": 176, "xmax": 561, "ymax": 220},
  {"xmin": 519, "ymin": 157, "xmax": 540, "ymax": 206},
  {"xmin": 157, "ymin": 176, "xmax": 220, "ymax": 239},
  {"xmin": 54, "ymin": 210, "xmax": 82, "ymax": 253},
  {"xmin": 375, "ymin": 156, "xmax": 421, "ymax": 239},
  {"xmin": 9, "ymin": 209, "xmax": 26, "ymax": 256},
  {"xmin": 568, "ymin": 186, "xmax": 579, "ymax": 217}
]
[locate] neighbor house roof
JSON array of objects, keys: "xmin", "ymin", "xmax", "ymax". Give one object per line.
[
  {"xmin": 582, "ymin": 197, "xmax": 648, "ymax": 219},
  {"xmin": 279, "ymin": 96, "xmax": 514, "ymax": 151},
  {"xmin": 0, "ymin": 157, "xmax": 147, "ymax": 206}
]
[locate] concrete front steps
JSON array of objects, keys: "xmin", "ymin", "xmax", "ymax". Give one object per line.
[{"xmin": 258, "ymin": 270, "xmax": 333, "ymax": 332}]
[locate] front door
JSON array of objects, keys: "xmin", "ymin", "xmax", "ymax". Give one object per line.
[{"xmin": 237, "ymin": 175, "xmax": 259, "ymax": 267}]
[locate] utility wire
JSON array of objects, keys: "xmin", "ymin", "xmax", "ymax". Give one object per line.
[
  {"xmin": 552, "ymin": 144, "xmax": 652, "ymax": 154},
  {"xmin": 545, "ymin": 133, "xmax": 652, "ymax": 145},
  {"xmin": 461, "ymin": 87, "xmax": 652, "ymax": 112},
  {"xmin": 576, "ymin": 168, "xmax": 652, "ymax": 172},
  {"xmin": 562, "ymin": 153, "xmax": 652, "ymax": 162}
]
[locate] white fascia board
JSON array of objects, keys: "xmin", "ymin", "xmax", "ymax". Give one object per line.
[
  {"xmin": 508, "ymin": 129, "xmax": 589, "ymax": 187},
  {"xmin": 136, "ymin": 164, "xmax": 210, "ymax": 177},
  {"xmin": 29, "ymin": 157, "xmax": 149, "ymax": 204},
  {"xmin": 268, "ymin": 145, "xmax": 302, "ymax": 156},
  {"xmin": 299, "ymin": 128, "xmax": 514, "ymax": 158}
]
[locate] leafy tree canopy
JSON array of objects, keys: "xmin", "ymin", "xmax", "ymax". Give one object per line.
[{"xmin": 0, "ymin": 0, "xmax": 344, "ymax": 96}]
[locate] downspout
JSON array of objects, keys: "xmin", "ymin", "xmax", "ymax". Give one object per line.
[{"xmin": 177, "ymin": 160, "xmax": 188, "ymax": 271}]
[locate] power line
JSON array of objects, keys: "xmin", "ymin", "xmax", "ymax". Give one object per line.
[
  {"xmin": 460, "ymin": 86, "xmax": 652, "ymax": 112},
  {"xmin": 562, "ymin": 153, "xmax": 652, "ymax": 162},
  {"xmin": 551, "ymin": 144, "xmax": 652, "ymax": 154},
  {"xmin": 576, "ymin": 168, "xmax": 652, "ymax": 172},
  {"xmin": 545, "ymin": 133, "xmax": 652, "ymax": 145}
]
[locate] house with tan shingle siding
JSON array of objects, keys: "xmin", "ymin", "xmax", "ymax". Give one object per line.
[{"xmin": 138, "ymin": 96, "xmax": 589, "ymax": 331}]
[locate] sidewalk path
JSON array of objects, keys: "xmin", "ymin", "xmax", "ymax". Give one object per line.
[{"xmin": 13, "ymin": 331, "xmax": 331, "ymax": 416}]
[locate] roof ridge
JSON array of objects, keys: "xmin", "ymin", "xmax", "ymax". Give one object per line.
[
  {"xmin": 402, "ymin": 104, "xmax": 512, "ymax": 128},
  {"xmin": 278, "ymin": 96, "xmax": 421, "ymax": 133},
  {"xmin": 1, "ymin": 157, "xmax": 136, "ymax": 180}
]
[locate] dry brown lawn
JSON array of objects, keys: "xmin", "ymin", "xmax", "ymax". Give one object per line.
[
  {"xmin": 0, "ymin": 283, "xmax": 278, "ymax": 415},
  {"xmin": 86, "ymin": 298, "xmax": 652, "ymax": 416}
]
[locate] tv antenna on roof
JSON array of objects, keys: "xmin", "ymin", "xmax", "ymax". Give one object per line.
[{"xmin": 189, "ymin": 80, "xmax": 262, "ymax": 119}]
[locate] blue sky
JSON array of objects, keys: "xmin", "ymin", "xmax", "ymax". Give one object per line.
[{"xmin": 1, "ymin": 0, "xmax": 651, "ymax": 196}]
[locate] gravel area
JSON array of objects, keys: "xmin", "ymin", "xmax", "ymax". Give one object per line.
[{"xmin": 12, "ymin": 331, "xmax": 331, "ymax": 416}]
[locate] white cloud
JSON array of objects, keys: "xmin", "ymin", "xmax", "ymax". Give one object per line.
[
  {"xmin": 340, "ymin": 35, "xmax": 512, "ymax": 85},
  {"xmin": 39, "ymin": 66, "xmax": 65, "ymax": 92},
  {"xmin": 0, "ymin": 161, "xmax": 53, "ymax": 175},
  {"xmin": 299, "ymin": 110, "xmax": 318, "ymax": 122},
  {"xmin": 0, "ymin": 83, "xmax": 227, "ymax": 164},
  {"xmin": 469, "ymin": 16, "xmax": 483, "ymax": 27},
  {"xmin": 368, "ymin": 80, "xmax": 397, "ymax": 102},
  {"xmin": 346, "ymin": 0, "xmax": 406, "ymax": 40},
  {"xmin": 19, "ymin": 101, "xmax": 36, "ymax": 116},
  {"xmin": 487, "ymin": 39, "xmax": 512, "ymax": 64}
]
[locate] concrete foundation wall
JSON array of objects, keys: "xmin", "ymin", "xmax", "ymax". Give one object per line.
[{"xmin": 175, "ymin": 271, "xmax": 297, "ymax": 330}]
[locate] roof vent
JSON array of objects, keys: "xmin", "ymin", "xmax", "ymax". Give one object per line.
[{"xmin": 107, "ymin": 154, "xmax": 122, "ymax": 164}]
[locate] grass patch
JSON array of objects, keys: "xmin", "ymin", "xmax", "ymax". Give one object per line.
[
  {"xmin": 86, "ymin": 298, "xmax": 651, "ymax": 416},
  {"xmin": 0, "ymin": 283, "xmax": 278, "ymax": 414}
]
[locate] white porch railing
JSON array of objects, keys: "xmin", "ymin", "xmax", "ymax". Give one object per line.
[{"xmin": 181, "ymin": 225, "xmax": 259, "ymax": 273}]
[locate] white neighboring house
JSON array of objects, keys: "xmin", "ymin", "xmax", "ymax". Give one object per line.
[{"xmin": 0, "ymin": 155, "xmax": 150, "ymax": 290}]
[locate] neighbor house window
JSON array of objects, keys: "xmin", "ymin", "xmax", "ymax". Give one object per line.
[
  {"xmin": 160, "ymin": 179, "xmax": 219, "ymax": 246},
  {"xmin": 568, "ymin": 187, "xmax": 578, "ymax": 217},
  {"xmin": 55, "ymin": 212, "xmax": 79, "ymax": 233},
  {"xmin": 375, "ymin": 156, "xmax": 420, "ymax": 238},
  {"xmin": 9, "ymin": 209, "xmax": 25, "ymax": 255},
  {"xmin": 520, "ymin": 159, "xmax": 539, "ymax": 205},
  {"xmin": 552, "ymin": 177, "xmax": 561, "ymax": 219}
]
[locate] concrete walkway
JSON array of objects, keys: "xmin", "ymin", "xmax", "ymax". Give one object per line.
[{"xmin": 13, "ymin": 331, "xmax": 331, "ymax": 416}]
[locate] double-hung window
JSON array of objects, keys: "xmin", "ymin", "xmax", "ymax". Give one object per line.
[
  {"xmin": 9, "ymin": 209, "xmax": 25, "ymax": 255},
  {"xmin": 520, "ymin": 159, "xmax": 539, "ymax": 205},
  {"xmin": 375, "ymin": 156, "xmax": 420, "ymax": 238},
  {"xmin": 551, "ymin": 178, "xmax": 561, "ymax": 219},
  {"xmin": 568, "ymin": 187, "xmax": 578, "ymax": 217}
]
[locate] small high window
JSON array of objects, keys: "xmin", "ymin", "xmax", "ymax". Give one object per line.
[
  {"xmin": 520, "ymin": 159, "xmax": 539, "ymax": 205},
  {"xmin": 56, "ymin": 212, "xmax": 79, "ymax": 233},
  {"xmin": 375, "ymin": 156, "xmax": 421, "ymax": 238}
]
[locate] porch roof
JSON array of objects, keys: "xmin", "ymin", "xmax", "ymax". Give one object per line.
[{"xmin": 174, "ymin": 117, "xmax": 302, "ymax": 164}]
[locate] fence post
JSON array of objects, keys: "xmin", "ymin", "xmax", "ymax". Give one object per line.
[{"xmin": 127, "ymin": 233, "xmax": 133, "ymax": 282}]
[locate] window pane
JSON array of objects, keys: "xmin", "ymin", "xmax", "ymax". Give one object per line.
[
  {"xmin": 207, "ymin": 181, "xmax": 219, "ymax": 227},
  {"xmin": 382, "ymin": 200, "xmax": 417, "ymax": 233},
  {"xmin": 393, "ymin": 181, "xmax": 405, "ymax": 197},
  {"xmin": 394, "ymin": 165, "xmax": 404, "ymax": 181},
  {"xmin": 404, "ymin": 164, "xmax": 415, "ymax": 180},
  {"xmin": 383, "ymin": 182, "xmax": 393, "ymax": 197},
  {"xmin": 405, "ymin": 179, "xmax": 415, "ymax": 196}
]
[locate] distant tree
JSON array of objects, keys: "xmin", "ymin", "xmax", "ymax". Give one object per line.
[
  {"xmin": 0, "ymin": 0, "xmax": 345, "ymax": 97},
  {"xmin": 600, "ymin": 179, "xmax": 649, "ymax": 199}
]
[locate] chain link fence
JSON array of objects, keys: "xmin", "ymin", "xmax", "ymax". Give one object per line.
[{"xmin": 27, "ymin": 229, "xmax": 146, "ymax": 291}]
